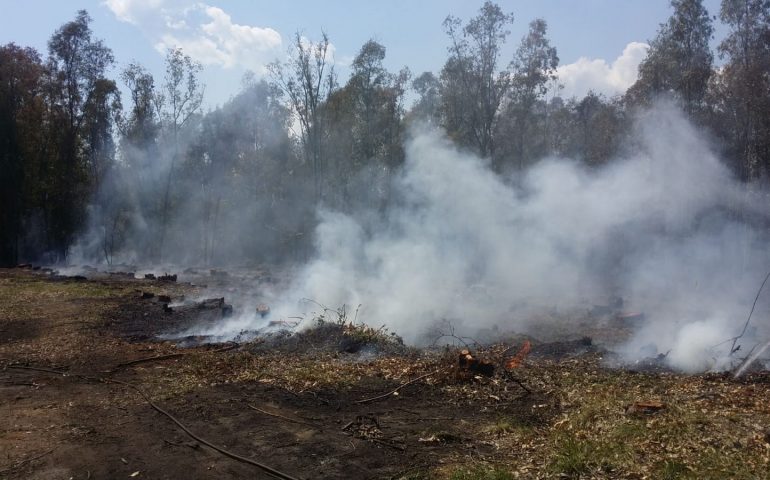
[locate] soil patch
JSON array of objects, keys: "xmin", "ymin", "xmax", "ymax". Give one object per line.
[{"xmin": 2, "ymin": 269, "xmax": 769, "ymax": 479}]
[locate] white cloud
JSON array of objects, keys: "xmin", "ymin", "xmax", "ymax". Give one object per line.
[
  {"xmin": 104, "ymin": 1, "xmax": 283, "ymax": 72},
  {"xmin": 153, "ymin": 5, "xmax": 283, "ymax": 72},
  {"xmin": 164, "ymin": 16, "xmax": 187, "ymax": 30},
  {"xmin": 102, "ymin": 0, "xmax": 164, "ymax": 24},
  {"xmin": 196, "ymin": 5, "xmax": 281, "ymax": 66},
  {"xmin": 556, "ymin": 42, "xmax": 649, "ymax": 99},
  {"xmin": 155, "ymin": 33, "xmax": 229, "ymax": 66}
]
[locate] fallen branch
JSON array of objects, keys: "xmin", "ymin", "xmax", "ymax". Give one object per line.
[
  {"xmin": 0, "ymin": 449, "xmax": 54, "ymax": 475},
  {"xmin": 365, "ymin": 437, "xmax": 406, "ymax": 451},
  {"xmin": 354, "ymin": 369, "xmax": 441, "ymax": 405},
  {"xmin": 113, "ymin": 352, "xmax": 186, "ymax": 369},
  {"xmin": 341, "ymin": 420, "xmax": 355, "ymax": 430},
  {"xmin": 4, "ymin": 364, "xmax": 299, "ymax": 480},
  {"xmin": 3, "ymin": 365, "xmax": 70, "ymax": 376},
  {"xmin": 724, "ymin": 270, "xmax": 770, "ymax": 354},
  {"xmin": 111, "ymin": 343, "xmax": 239, "ymax": 370},
  {"xmin": 341, "ymin": 416, "xmax": 405, "ymax": 452},
  {"xmin": 734, "ymin": 339, "xmax": 770, "ymax": 378},
  {"xmin": 163, "ymin": 439, "xmax": 199, "ymax": 449},
  {"xmin": 502, "ymin": 370, "xmax": 531, "ymax": 394},
  {"xmin": 248, "ymin": 405, "xmax": 319, "ymax": 429},
  {"xmin": 731, "ymin": 343, "xmax": 759, "ymax": 377}
]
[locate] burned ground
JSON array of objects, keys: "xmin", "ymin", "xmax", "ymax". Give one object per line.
[{"xmin": 1, "ymin": 269, "xmax": 769, "ymax": 479}]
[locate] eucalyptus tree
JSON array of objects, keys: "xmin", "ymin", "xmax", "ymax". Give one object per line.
[
  {"xmin": 349, "ymin": 40, "xmax": 409, "ymax": 169},
  {"xmin": 408, "ymin": 71, "xmax": 442, "ymax": 126},
  {"xmin": 0, "ymin": 44, "xmax": 44, "ymax": 265},
  {"xmin": 341, "ymin": 40, "xmax": 409, "ymax": 207},
  {"xmin": 269, "ymin": 32, "xmax": 336, "ymax": 201},
  {"xmin": 155, "ymin": 47, "xmax": 204, "ymax": 259},
  {"xmin": 441, "ymin": 1, "xmax": 514, "ymax": 158},
  {"xmin": 119, "ymin": 62, "xmax": 158, "ymax": 167},
  {"xmin": 185, "ymin": 77, "xmax": 295, "ymax": 264},
  {"xmin": 626, "ymin": 0, "xmax": 714, "ymax": 115},
  {"xmin": 715, "ymin": 0, "xmax": 770, "ymax": 180},
  {"xmin": 348, "ymin": 40, "xmax": 390, "ymax": 165},
  {"xmin": 497, "ymin": 18, "xmax": 559, "ymax": 171},
  {"xmin": 572, "ymin": 93, "xmax": 626, "ymax": 166},
  {"xmin": 317, "ymin": 39, "xmax": 409, "ymax": 211},
  {"xmin": 45, "ymin": 10, "xmax": 116, "ymax": 259}
]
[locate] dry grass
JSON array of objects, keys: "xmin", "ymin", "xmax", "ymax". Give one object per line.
[{"xmin": 2, "ymin": 270, "xmax": 769, "ymax": 479}]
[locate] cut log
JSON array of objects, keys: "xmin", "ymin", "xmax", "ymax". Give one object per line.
[
  {"xmin": 199, "ymin": 297, "xmax": 225, "ymax": 309},
  {"xmin": 625, "ymin": 400, "xmax": 665, "ymax": 415},
  {"xmin": 457, "ymin": 349, "xmax": 495, "ymax": 377},
  {"xmin": 210, "ymin": 269, "xmax": 229, "ymax": 278},
  {"xmin": 257, "ymin": 304, "xmax": 271, "ymax": 318},
  {"xmin": 109, "ymin": 271, "xmax": 135, "ymax": 278}
]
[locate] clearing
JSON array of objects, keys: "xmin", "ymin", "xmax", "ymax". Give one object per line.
[{"xmin": 1, "ymin": 268, "xmax": 769, "ymax": 479}]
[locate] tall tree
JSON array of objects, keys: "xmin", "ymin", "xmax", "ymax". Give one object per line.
[
  {"xmin": 119, "ymin": 62, "xmax": 158, "ymax": 163},
  {"xmin": 349, "ymin": 40, "xmax": 389, "ymax": 165},
  {"xmin": 82, "ymin": 78, "xmax": 120, "ymax": 184},
  {"xmin": 269, "ymin": 32, "xmax": 336, "ymax": 201},
  {"xmin": 0, "ymin": 44, "xmax": 44, "ymax": 265},
  {"xmin": 626, "ymin": 0, "xmax": 714, "ymax": 115},
  {"xmin": 408, "ymin": 71, "xmax": 442, "ymax": 126},
  {"xmin": 155, "ymin": 48, "xmax": 204, "ymax": 259},
  {"xmin": 441, "ymin": 1, "xmax": 514, "ymax": 158},
  {"xmin": 572, "ymin": 92, "xmax": 626, "ymax": 166},
  {"xmin": 45, "ymin": 10, "xmax": 115, "ymax": 259},
  {"xmin": 348, "ymin": 40, "xmax": 409, "ymax": 170},
  {"xmin": 184, "ymin": 77, "xmax": 297, "ymax": 264},
  {"xmin": 496, "ymin": 18, "xmax": 559, "ymax": 170},
  {"xmin": 715, "ymin": 0, "xmax": 770, "ymax": 181},
  {"xmin": 326, "ymin": 40, "xmax": 409, "ymax": 210}
]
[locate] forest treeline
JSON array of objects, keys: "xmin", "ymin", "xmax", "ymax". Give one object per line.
[{"xmin": 1, "ymin": 0, "xmax": 769, "ymax": 266}]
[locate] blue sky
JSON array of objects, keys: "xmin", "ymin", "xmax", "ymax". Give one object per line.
[{"xmin": 0, "ymin": 0, "xmax": 726, "ymax": 108}]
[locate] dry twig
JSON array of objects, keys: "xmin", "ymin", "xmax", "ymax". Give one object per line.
[
  {"xmin": 354, "ymin": 369, "xmax": 442, "ymax": 404},
  {"xmin": 0, "ymin": 449, "xmax": 54, "ymax": 475},
  {"xmin": 502, "ymin": 370, "xmax": 531, "ymax": 394},
  {"xmin": 719, "ymin": 270, "xmax": 770, "ymax": 354},
  {"xmin": 248, "ymin": 405, "xmax": 319, "ymax": 429},
  {"xmin": 3, "ymin": 364, "xmax": 300, "ymax": 480},
  {"xmin": 365, "ymin": 437, "xmax": 406, "ymax": 451},
  {"xmin": 113, "ymin": 352, "xmax": 186, "ymax": 369},
  {"xmin": 430, "ymin": 322, "xmax": 481, "ymax": 350},
  {"xmin": 111, "ymin": 343, "xmax": 238, "ymax": 370}
]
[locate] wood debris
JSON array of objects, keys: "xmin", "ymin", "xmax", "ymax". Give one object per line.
[
  {"xmin": 625, "ymin": 400, "xmax": 666, "ymax": 415},
  {"xmin": 458, "ymin": 349, "xmax": 495, "ymax": 377},
  {"xmin": 257, "ymin": 304, "xmax": 271, "ymax": 318}
]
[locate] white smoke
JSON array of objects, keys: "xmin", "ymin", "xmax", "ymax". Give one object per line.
[{"xmin": 214, "ymin": 102, "xmax": 770, "ymax": 372}]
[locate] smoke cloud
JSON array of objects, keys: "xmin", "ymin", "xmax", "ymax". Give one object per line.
[
  {"xmin": 243, "ymin": 102, "xmax": 770, "ymax": 372},
  {"xmin": 72, "ymin": 99, "xmax": 770, "ymax": 373}
]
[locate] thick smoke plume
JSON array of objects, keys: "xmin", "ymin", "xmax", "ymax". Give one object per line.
[
  {"xmin": 230, "ymin": 102, "xmax": 770, "ymax": 372},
  {"xmin": 70, "ymin": 79, "xmax": 305, "ymax": 268},
  {"xmin": 70, "ymin": 99, "xmax": 770, "ymax": 373}
]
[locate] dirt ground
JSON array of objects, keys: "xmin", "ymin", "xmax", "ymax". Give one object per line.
[{"xmin": 1, "ymin": 268, "xmax": 770, "ymax": 479}]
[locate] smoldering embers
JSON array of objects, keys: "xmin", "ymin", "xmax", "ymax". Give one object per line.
[{"xmin": 253, "ymin": 103, "xmax": 770, "ymax": 372}]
